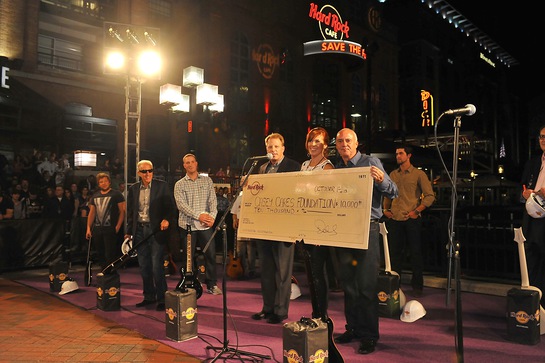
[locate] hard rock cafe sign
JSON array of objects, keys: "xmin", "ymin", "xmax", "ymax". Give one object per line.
[
  {"xmin": 304, "ymin": 2, "xmax": 366, "ymax": 60},
  {"xmin": 252, "ymin": 43, "xmax": 279, "ymax": 80}
]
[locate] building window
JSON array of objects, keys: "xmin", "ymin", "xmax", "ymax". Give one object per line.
[
  {"xmin": 311, "ymin": 61, "xmax": 339, "ymax": 131},
  {"xmin": 230, "ymin": 31, "xmax": 249, "ymax": 112},
  {"xmin": 149, "ymin": 0, "xmax": 171, "ymax": 17},
  {"xmin": 38, "ymin": 35, "xmax": 83, "ymax": 71}
]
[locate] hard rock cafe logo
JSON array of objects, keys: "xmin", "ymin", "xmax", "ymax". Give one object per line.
[
  {"xmin": 378, "ymin": 289, "xmax": 399, "ymax": 302},
  {"xmin": 252, "ymin": 44, "xmax": 279, "ymax": 79},
  {"xmin": 284, "ymin": 348, "xmax": 327, "ymax": 363},
  {"xmin": 510, "ymin": 309, "xmax": 540, "ymax": 324},
  {"xmin": 304, "ymin": 2, "xmax": 365, "ymax": 60},
  {"xmin": 247, "ymin": 181, "xmax": 265, "ymax": 196},
  {"xmin": 309, "ymin": 2, "xmax": 350, "ymax": 40},
  {"xmin": 50, "ymin": 272, "xmax": 68, "ymax": 282},
  {"xmin": 96, "ymin": 286, "xmax": 120, "ymax": 297},
  {"xmin": 167, "ymin": 306, "xmax": 197, "ymax": 321}
]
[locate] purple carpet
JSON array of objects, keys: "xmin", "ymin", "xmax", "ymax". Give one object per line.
[{"xmin": 13, "ymin": 264, "xmax": 544, "ymax": 362}]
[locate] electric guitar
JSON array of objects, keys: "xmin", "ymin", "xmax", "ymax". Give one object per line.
[
  {"xmin": 297, "ymin": 239, "xmax": 344, "ymax": 363},
  {"xmin": 176, "ymin": 224, "xmax": 203, "ymax": 298},
  {"xmin": 226, "ymin": 229, "xmax": 244, "ymax": 279}
]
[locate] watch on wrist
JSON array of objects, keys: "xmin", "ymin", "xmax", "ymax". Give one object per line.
[{"xmin": 414, "ymin": 209, "xmax": 421, "ymax": 216}]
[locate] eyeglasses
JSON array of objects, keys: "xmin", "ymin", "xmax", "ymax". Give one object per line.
[
  {"xmin": 139, "ymin": 169, "xmax": 153, "ymax": 174},
  {"xmin": 539, "ymin": 135, "xmax": 545, "ymax": 140}
]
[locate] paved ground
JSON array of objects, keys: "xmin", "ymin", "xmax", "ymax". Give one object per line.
[{"xmin": 0, "ymin": 275, "xmax": 201, "ymax": 363}]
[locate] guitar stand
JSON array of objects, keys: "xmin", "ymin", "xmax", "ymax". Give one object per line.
[{"xmin": 204, "ymin": 160, "xmax": 270, "ymax": 362}]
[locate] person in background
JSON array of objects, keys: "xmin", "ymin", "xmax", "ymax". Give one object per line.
[
  {"xmin": 174, "ymin": 153, "xmax": 222, "ymax": 295},
  {"xmin": 42, "ymin": 185, "xmax": 73, "ymax": 222},
  {"xmin": 86, "ymin": 173, "xmax": 125, "ymax": 273},
  {"xmin": 231, "ymin": 189, "xmax": 257, "ymax": 279},
  {"xmin": 126, "ymin": 160, "xmax": 176, "ymax": 311},
  {"xmin": 11, "ymin": 190, "xmax": 26, "ymax": 219},
  {"xmin": 251, "ymin": 133, "xmax": 301, "ymax": 324},
  {"xmin": 520, "ymin": 124, "xmax": 545, "ymax": 307},
  {"xmin": 382, "ymin": 145, "xmax": 435, "ymax": 297},
  {"xmin": 300, "ymin": 127, "xmax": 335, "ymax": 319},
  {"xmin": 0, "ymin": 191, "xmax": 14, "ymax": 220},
  {"xmin": 333, "ymin": 128, "xmax": 398, "ymax": 355}
]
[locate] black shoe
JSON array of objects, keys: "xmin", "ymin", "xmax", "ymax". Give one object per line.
[
  {"xmin": 156, "ymin": 303, "xmax": 165, "ymax": 311},
  {"xmin": 358, "ymin": 339, "xmax": 377, "ymax": 354},
  {"xmin": 334, "ymin": 330, "xmax": 357, "ymax": 344},
  {"xmin": 251, "ymin": 310, "xmax": 273, "ymax": 320},
  {"xmin": 135, "ymin": 299, "xmax": 156, "ymax": 307},
  {"xmin": 267, "ymin": 314, "xmax": 288, "ymax": 324}
]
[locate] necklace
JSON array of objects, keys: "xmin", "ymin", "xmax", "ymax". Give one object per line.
[{"xmin": 308, "ymin": 156, "xmax": 326, "ymax": 170}]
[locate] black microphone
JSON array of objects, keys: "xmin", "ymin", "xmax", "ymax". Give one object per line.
[
  {"xmin": 248, "ymin": 153, "xmax": 273, "ymax": 161},
  {"xmin": 444, "ymin": 104, "xmax": 476, "ymax": 116}
]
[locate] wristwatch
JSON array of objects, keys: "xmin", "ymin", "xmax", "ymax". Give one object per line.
[{"xmin": 414, "ymin": 209, "xmax": 421, "ymax": 216}]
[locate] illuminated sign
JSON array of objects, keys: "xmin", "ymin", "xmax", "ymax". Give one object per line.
[
  {"xmin": 1, "ymin": 66, "xmax": 9, "ymax": 89},
  {"xmin": 421, "ymin": 90, "xmax": 434, "ymax": 127},
  {"xmin": 252, "ymin": 44, "xmax": 279, "ymax": 79},
  {"xmin": 304, "ymin": 3, "xmax": 365, "ymax": 61},
  {"xmin": 303, "ymin": 40, "xmax": 367, "ymax": 59}
]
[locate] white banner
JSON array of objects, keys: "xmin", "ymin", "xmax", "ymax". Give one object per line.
[{"xmin": 238, "ymin": 167, "xmax": 373, "ymax": 249}]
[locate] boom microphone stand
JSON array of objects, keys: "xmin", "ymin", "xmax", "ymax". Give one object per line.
[
  {"xmin": 435, "ymin": 107, "xmax": 476, "ymax": 363},
  {"xmin": 203, "ymin": 159, "xmax": 271, "ymax": 362}
]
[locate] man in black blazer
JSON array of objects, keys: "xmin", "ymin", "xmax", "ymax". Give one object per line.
[
  {"xmin": 251, "ymin": 133, "xmax": 301, "ymax": 324},
  {"xmin": 521, "ymin": 124, "xmax": 545, "ymax": 307},
  {"xmin": 126, "ymin": 160, "xmax": 176, "ymax": 312}
]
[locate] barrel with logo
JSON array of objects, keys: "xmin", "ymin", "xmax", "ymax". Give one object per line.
[
  {"xmin": 506, "ymin": 287, "xmax": 540, "ymax": 345},
  {"xmin": 165, "ymin": 289, "xmax": 198, "ymax": 342},
  {"xmin": 96, "ymin": 272, "xmax": 121, "ymax": 311}
]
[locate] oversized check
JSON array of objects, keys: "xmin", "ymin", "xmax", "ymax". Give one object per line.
[{"xmin": 238, "ymin": 167, "xmax": 373, "ymax": 249}]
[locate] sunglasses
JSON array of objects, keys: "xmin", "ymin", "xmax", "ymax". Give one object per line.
[{"xmin": 139, "ymin": 169, "xmax": 153, "ymax": 174}]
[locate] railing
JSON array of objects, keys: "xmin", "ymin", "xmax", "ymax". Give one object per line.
[{"xmin": 418, "ymin": 205, "xmax": 524, "ymax": 283}]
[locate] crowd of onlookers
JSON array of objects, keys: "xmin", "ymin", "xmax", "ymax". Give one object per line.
[{"xmin": 0, "ymin": 149, "xmax": 125, "ymax": 221}]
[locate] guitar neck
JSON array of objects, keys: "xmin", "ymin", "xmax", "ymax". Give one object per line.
[{"xmin": 186, "ymin": 224, "xmax": 192, "ymax": 273}]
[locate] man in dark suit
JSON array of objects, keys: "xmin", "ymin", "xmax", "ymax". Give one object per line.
[
  {"xmin": 126, "ymin": 160, "xmax": 176, "ymax": 312},
  {"xmin": 521, "ymin": 124, "xmax": 545, "ymax": 308},
  {"xmin": 251, "ymin": 133, "xmax": 301, "ymax": 324}
]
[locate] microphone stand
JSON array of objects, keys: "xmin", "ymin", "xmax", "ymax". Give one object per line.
[
  {"xmin": 204, "ymin": 159, "xmax": 271, "ymax": 362},
  {"xmin": 445, "ymin": 115, "xmax": 464, "ymax": 363}
]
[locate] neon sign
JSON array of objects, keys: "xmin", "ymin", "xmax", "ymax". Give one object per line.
[
  {"xmin": 304, "ymin": 3, "xmax": 365, "ymax": 60},
  {"xmin": 421, "ymin": 90, "xmax": 434, "ymax": 127}
]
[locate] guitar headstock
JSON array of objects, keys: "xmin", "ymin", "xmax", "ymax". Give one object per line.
[
  {"xmin": 514, "ymin": 227, "xmax": 526, "ymax": 245},
  {"xmin": 379, "ymin": 222, "xmax": 388, "ymax": 236}
]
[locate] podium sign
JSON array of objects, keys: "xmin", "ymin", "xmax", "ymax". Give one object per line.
[{"xmin": 238, "ymin": 168, "xmax": 373, "ymax": 249}]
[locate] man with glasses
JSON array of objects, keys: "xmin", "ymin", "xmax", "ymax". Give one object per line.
[
  {"xmin": 126, "ymin": 160, "xmax": 176, "ymax": 311},
  {"xmin": 521, "ymin": 125, "xmax": 545, "ymax": 308}
]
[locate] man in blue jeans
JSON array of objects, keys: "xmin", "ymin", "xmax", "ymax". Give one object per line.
[{"xmin": 126, "ymin": 160, "xmax": 176, "ymax": 312}]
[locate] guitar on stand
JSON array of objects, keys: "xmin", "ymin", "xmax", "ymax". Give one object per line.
[
  {"xmin": 514, "ymin": 227, "xmax": 545, "ymax": 335},
  {"xmin": 226, "ymin": 229, "xmax": 244, "ymax": 279},
  {"xmin": 297, "ymin": 239, "xmax": 344, "ymax": 363},
  {"xmin": 175, "ymin": 223, "xmax": 203, "ymax": 299}
]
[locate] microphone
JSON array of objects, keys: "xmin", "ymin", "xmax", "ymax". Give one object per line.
[
  {"xmin": 444, "ymin": 104, "xmax": 476, "ymax": 116},
  {"xmin": 248, "ymin": 153, "xmax": 273, "ymax": 161}
]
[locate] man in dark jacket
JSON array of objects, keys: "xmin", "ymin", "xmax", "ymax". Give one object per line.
[
  {"xmin": 250, "ymin": 133, "xmax": 301, "ymax": 324},
  {"xmin": 520, "ymin": 124, "xmax": 545, "ymax": 308},
  {"xmin": 126, "ymin": 160, "xmax": 176, "ymax": 312}
]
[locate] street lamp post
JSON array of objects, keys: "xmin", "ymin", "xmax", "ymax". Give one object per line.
[{"xmin": 160, "ymin": 66, "xmax": 223, "ymax": 165}]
